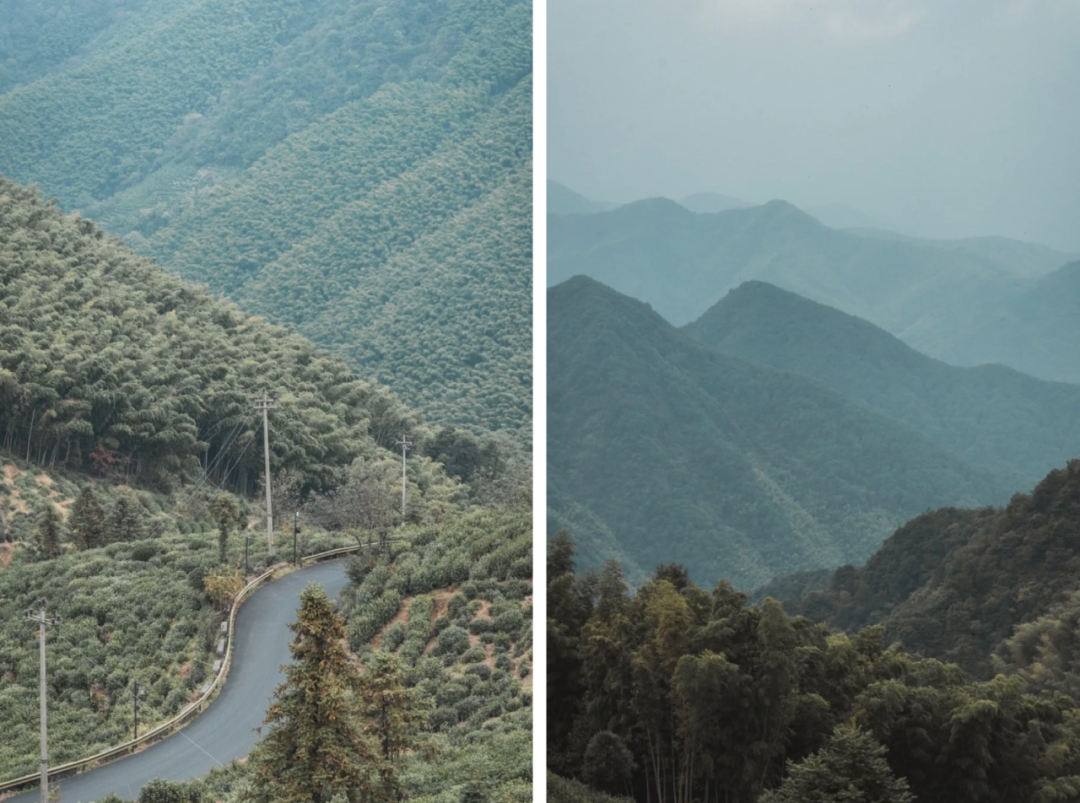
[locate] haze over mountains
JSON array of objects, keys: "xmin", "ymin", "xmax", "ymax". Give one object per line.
[
  {"xmin": 0, "ymin": 0, "xmax": 532, "ymax": 437},
  {"xmin": 684, "ymin": 281, "xmax": 1080, "ymax": 487},
  {"xmin": 548, "ymin": 276, "xmax": 1022, "ymax": 589},
  {"xmin": 548, "ymin": 184, "xmax": 1079, "ymax": 385}
]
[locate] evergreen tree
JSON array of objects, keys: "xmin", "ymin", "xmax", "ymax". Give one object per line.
[
  {"xmin": 69, "ymin": 486, "xmax": 107, "ymax": 550},
  {"xmin": 251, "ymin": 583, "xmax": 383, "ymax": 803},
  {"xmin": 33, "ymin": 504, "xmax": 64, "ymax": 558},
  {"xmin": 761, "ymin": 727, "xmax": 914, "ymax": 803},
  {"xmin": 108, "ymin": 488, "xmax": 144, "ymax": 542},
  {"xmin": 582, "ymin": 731, "xmax": 635, "ymax": 796},
  {"xmin": 357, "ymin": 651, "xmax": 428, "ymax": 800},
  {"xmin": 209, "ymin": 492, "xmax": 240, "ymax": 565}
]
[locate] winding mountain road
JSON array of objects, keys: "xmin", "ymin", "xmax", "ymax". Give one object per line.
[{"xmin": 9, "ymin": 560, "xmax": 349, "ymax": 803}]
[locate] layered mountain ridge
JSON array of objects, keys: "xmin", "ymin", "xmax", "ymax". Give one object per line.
[{"xmin": 548, "ymin": 275, "xmax": 1020, "ymax": 588}]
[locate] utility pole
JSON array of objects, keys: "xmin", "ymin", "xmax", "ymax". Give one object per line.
[
  {"xmin": 244, "ymin": 534, "xmax": 250, "ymax": 576},
  {"xmin": 396, "ymin": 434, "xmax": 412, "ymax": 522},
  {"xmin": 293, "ymin": 510, "xmax": 299, "ymax": 566},
  {"xmin": 133, "ymin": 682, "xmax": 142, "ymax": 741},
  {"xmin": 253, "ymin": 390, "xmax": 277, "ymax": 557},
  {"xmin": 25, "ymin": 599, "xmax": 58, "ymax": 803}
]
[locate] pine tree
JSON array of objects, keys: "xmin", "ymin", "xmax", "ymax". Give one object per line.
[
  {"xmin": 69, "ymin": 486, "xmax": 107, "ymax": 549},
  {"xmin": 108, "ymin": 487, "xmax": 144, "ymax": 542},
  {"xmin": 208, "ymin": 492, "xmax": 240, "ymax": 564},
  {"xmin": 357, "ymin": 652, "xmax": 428, "ymax": 800},
  {"xmin": 34, "ymin": 504, "xmax": 64, "ymax": 558},
  {"xmin": 251, "ymin": 583, "xmax": 383, "ymax": 803}
]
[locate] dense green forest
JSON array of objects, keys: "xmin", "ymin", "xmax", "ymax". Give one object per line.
[
  {"xmin": 0, "ymin": 175, "xmax": 418, "ymax": 493},
  {"xmin": 683, "ymin": 281, "xmax": 1080, "ymax": 486},
  {"xmin": 762, "ymin": 459, "xmax": 1080, "ymax": 686},
  {"xmin": 548, "ymin": 276, "xmax": 1018, "ymax": 589},
  {"xmin": 0, "ymin": 0, "xmax": 532, "ymax": 436},
  {"xmin": 547, "ymin": 195, "xmax": 1079, "ymax": 384},
  {"xmin": 548, "ymin": 531, "xmax": 1080, "ymax": 803}
]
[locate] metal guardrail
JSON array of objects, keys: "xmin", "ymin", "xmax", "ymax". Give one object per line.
[{"xmin": 0, "ymin": 543, "xmax": 369, "ymax": 797}]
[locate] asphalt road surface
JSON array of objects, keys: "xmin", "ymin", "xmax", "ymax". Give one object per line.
[{"xmin": 9, "ymin": 560, "xmax": 349, "ymax": 803}]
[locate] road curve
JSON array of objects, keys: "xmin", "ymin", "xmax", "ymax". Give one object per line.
[{"xmin": 10, "ymin": 560, "xmax": 349, "ymax": 803}]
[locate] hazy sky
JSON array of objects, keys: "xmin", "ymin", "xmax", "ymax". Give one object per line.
[{"xmin": 548, "ymin": 0, "xmax": 1080, "ymax": 250}]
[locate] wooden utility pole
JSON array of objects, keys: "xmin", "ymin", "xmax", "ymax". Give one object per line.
[
  {"xmin": 25, "ymin": 599, "xmax": 58, "ymax": 803},
  {"xmin": 253, "ymin": 391, "xmax": 277, "ymax": 557},
  {"xmin": 396, "ymin": 434, "xmax": 412, "ymax": 521}
]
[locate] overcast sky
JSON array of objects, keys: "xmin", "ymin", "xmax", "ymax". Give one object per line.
[{"xmin": 548, "ymin": 0, "xmax": 1080, "ymax": 250}]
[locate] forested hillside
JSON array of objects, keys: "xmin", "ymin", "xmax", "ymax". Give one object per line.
[
  {"xmin": 0, "ymin": 0, "xmax": 532, "ymax": 436},
  {"xmin": 548, "ymin": 533, "xmax": 1080, "ymax": 803},
  {"xmin": 548, "ymin": 276, "xmax": 1018, "ymax": 589},
  {"xmin": 684, "ymin": 281, "xmax": 1080, "ymax": 485},
  {"xmin": 0, "ymin": 176, "xmax": 425, "ymax": 493},
  {"xmin": 768, "ymin": 459, "xmax": 1080, "ymax": 684},
  {"xmin": 548, "ymin": 197, "xmax": 1078, "ymax": 383}
]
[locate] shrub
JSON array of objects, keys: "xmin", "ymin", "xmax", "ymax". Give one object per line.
[
  {"xmin": 437, "ymin": 625, "xmax": 469, "ymax": 655},
  {"xmin": 460, "ymin": 645, "xmax": 485, "ymax": 664}
]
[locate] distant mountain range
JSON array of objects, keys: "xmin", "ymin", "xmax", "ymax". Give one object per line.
[
  {"xmin": 549, "ymin": 276, "xmax": 1020, "ymax": 589},
  {"xmin": 548, "ymin": 195, "xmax": 1080, "ymax": 384},
  {"xmin": 684, "ymin": 281, "xmax": 1080, "ymax": 486}
]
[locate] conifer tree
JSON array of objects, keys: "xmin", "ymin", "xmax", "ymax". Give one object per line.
[
  {"xmin": 108, "ymin": 487, "xmax": 144, "ymax": 542},
  {"xmin": 69, "ymin": 486, "xmax": 107, "ymax": 549},
  {"xmin": 251, "ymin": 584, "xmax": 383, "ymax": 803},
  {"xmin": 34, "ymin": 504, "xmax": 64, "ymax": 558},
  {"xmin": 209, "ymin": 492, "xmax": 240, "ymax": 565},
  {"xmin": 357, "ymin": 652, "xmax": 428, "ymax": 800}
]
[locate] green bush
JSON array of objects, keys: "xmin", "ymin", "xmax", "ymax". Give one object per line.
[
  {"xmin": 437, "ymin": 626, "xmax": 469, "ymax": 656},
  {"xmin": 460, "ymin": 646, "xmax": 486, "ymax": 664}
]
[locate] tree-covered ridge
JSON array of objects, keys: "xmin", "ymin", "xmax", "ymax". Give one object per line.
[
  {"xmin": 0, "ymin": 0, "xmax": 533, "ymax": 436},
  {"xmin": 0, "ymin": 175, "xmax": 424, "ymax": 492},
  {"xmin": 684, "ymin": 280, "xmax": 1080, "ymax": 486},
  {"xmin": 766, "ymin": 460, "xmax": 1080, "ymax": 683},
  {"xmin": 548, "ymin": 535, "xmax": 1080, "ymax": 803},
  {"xmin": 153, "ymin": 76, "xmax": 532, "ymax": 435},
  {"xmin": 548, "ymin": 276, "xmax": 1019, "ymax": 589},
  {"xmin": 0, "ymin": 0, "xmax": 182, "ymax": 95}
]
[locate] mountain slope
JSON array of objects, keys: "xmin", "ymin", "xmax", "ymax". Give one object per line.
[
  {"xmin": 683, "ymin": 281, "xmax": 1080, "ymax": 485},
  {"xmin": 0, "ymin": 174, "xmax": 421, "ymax": 492},
  {"xmin": 937, "ymin": 261, "xmax": 1080, "ymax": 385},
  {"xmin": 548, "ymin": 276, "xmax": 1019, "ymax": 589},
  {"xmin": 0, "ymin": 0, "xmax": 532, "ymax": 436},
  {"xmin": 547, "ymin": 198, "xmax": 1080, "ymax": 383},
  {"xmin": 768, "ymin": 460, "xmax": 1080, "ymax": 681}
]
